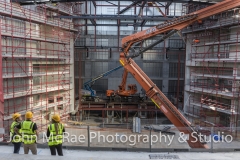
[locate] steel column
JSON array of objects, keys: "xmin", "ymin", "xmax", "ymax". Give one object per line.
[{"xmin": 0, "ymin": 19, "xmax": 3, "ymax": 128}]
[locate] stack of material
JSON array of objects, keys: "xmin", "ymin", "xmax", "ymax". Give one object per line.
[{"xmin": 132, "ymin": 117, "xmax": 141, "ymax": 133}]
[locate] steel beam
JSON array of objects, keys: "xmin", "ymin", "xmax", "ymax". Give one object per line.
[
  {"xmin": 0, "ymin": 20, "xmax": 3, "ymax": 119},
  {"xmin": 74, "ymin": 23, "xmax": 165, "ymax": 27},
  {"xmin": 117, "ymin": 1, "xmax": 141, "ymax": 14},
  {"xmin": 13, "ymin": 0, "xmax": 222, "ymax": 5},
  {"xmin": 140, "ymin": 20, "xmax": 147, "ymax": 26},
  {"xmin": 92, "ymin": 1, "xmax": 97, "ymax": 8},
  {"xmin": 105, "ymin": 1, "xmax": 118, "ymax": 6},
  {"xmin": 58, "ymin": 15, "xmax": 176, "ymax": 21},
  {"xmin": 153, "ymin": 2, "xmax": 166, "ymax": 17},
  {"xmin": 156, "ymin": 2, "xmax": 165, "ymax": 7},
  {"xmin": 90, "ymin": 19, "xmax": 97, "ymax": 26},
  {"xmin": 134, "ymin": 1, "xmax": 147, "ymax": 30},
  {"xmin": 165, "ymin": 1, "xmax": 172, "ymax": 8},
  {"xmin": 79, "ymin": 108, "xmax": 161, "ymax": 111},
  {"xmin": 139, "ymin": 1, "xmax": 147, "ymax": 14}
]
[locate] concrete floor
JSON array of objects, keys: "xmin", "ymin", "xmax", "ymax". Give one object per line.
[{"xmin": 0, "ymin": 145, "xmax": 240, "ymax": 160}]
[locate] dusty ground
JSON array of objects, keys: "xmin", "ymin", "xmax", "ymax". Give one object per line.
[{"xmin": 37, "ymin": 124, "xmax": 240, "ymax": 149}]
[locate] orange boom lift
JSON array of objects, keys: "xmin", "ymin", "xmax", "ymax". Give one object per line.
[{"xmin": 118, "ymin": 0, "xmax": 240, "ymax": 148}]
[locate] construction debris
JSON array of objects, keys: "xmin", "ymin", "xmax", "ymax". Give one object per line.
[
  {"xmin": 144, "ymin": 125, "xmax": 175, "ymax": 135},
  {"xmin": 68, "ymin": 120, "xmax": 86, "ymax": 126}
]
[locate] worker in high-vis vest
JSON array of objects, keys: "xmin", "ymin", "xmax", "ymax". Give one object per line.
[
  {"xmin": 10, "ymin": 113, "xmax": 22, "ymax": 154},
  {"xmin": 14, "ymin": 111, "xmax": 38, "ymax": 155},
  {"xmin": 47, "ymin": 114, "xmax": 65, "ymax": 156}
]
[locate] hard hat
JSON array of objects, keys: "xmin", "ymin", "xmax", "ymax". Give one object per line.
[
  {"xmin": 52, "ymin": 114, "xmax": 60, "ymax": 122},
  {"xmin": 25, "ymin": 111, "xmax": 33, "ymax": 119},
  {"xmin": 12, "ymin": 113, "xmax": 21, "ymax": 120}
]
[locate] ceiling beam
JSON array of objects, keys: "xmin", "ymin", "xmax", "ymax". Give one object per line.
[
  {"xmin": 156, "ymin": 2, "xmax": 165, "ymax": 7},
  {"xmin": 105, "ymin": 1, "xmax": 118, "ymax": 6},
  {"xmin": 117, "ymin": 1, "xmax": 141, "ymax": 14},
  {"xmin": 165, "ymin": 2, "xmax": 172, "ymax": 9},
  {"xmin": 13, "ymin": 0, "xmax": 223, "ymax": 6},
  {"xmin": 92, "ymin": 1, "xmax": 97, "ymax": 8}
]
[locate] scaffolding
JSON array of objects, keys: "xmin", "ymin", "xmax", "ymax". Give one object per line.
[
  {"xmin": 0, "ymin": 0, "xmax": 76, "ymax": 134},
  {"xmin": 183, "ymin": 6, "xmax": 240, "ymax": 136}
]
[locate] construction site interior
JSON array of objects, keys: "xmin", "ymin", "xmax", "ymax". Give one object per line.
[{"xmin": 1, "ymin": 0, "xmax": 240, "ymax": 151}]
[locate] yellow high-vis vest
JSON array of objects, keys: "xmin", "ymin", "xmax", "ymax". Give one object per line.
[
  {"xmin": 21, "ymin": 121, "xmax": 37, "ymax": 144},
  {"xmin": 10, "ymin": 121, "xmax": 22, "ymax": 143},
  {"xmin": 48, "ymin": 123, "xmax": 64, "ymax": 146}
]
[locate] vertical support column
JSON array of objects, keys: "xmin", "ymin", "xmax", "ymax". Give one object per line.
[
  {"xmin": 94, "ymin": 1, "xmax": 96, "ymax": 49},
  {"xmin": 107, "ymin": 103, "xmax": 114, "ymax": 123},
  {"xmin": 102, "ymin": 110, "xmax": 104, "ymax": 118},
  {"xmin": 27, "ymin": 21, "xmax": 34, "ymax": 112},
  {"xmin": 126, "ymin": 109, "xmax": 128, "ymax": 124},
  {"xmin": 28, "ymin": 58, "xmax": 33, "ymax": 110},
  {"xmin": 87, "ymin": 125, "xmax": 90, "ymax": 150},
  {"xmin": 88, "ymin": 103, "xmax": 90, "ymax": 120},
  {"xmin": 138, "ymin": 103, "xmax": 147, "ymax": 118},
  {"xmin": 138, "ymin": 104, "xmax": 141, "ymax": 118},
  {"xmin": 25, "ymin": 21, "xmax": 30, "ymax": 113},
  {"xmin": 106, "ymin": 104, "xmax": 109, "ymax": 123},
  {"xmin": 0, "ymin": 19, "xmax": 4, "ymax": 128},
  {"xmin": 111, "ymin": 104, "xmax": 114, "ymax": 123},
  {"xmin": 149, "ymin": 128, "xmax": 152, "ymax": 152},
  {"xmin": 211, "ymin": 127, "xmax": 213, "ymax": 153},
  {"xmin": 184, "ymin": 33, "xmax": 192, "ymax": 114},
  {"xmin": 162, "ymin": 61, "xmax": 169, "ymax": 94},
  {"xmin": 117, "ymin": 1, "xmax": 120, "ymax": 48},
  {"xmin": 121, "ymin": 104, "xmax": 122, "ymax": 123},
  {"xmin": 75, "ymin": 109, "xmax": 80, "ymax": 122},
  {"xmin": 85, "ymin": 1, "xmax": 88, "ymax": 35},
  {"xmin": 133, "ymin": 117, "xmax": 136, "ymax": 132},
  {"xmin": 69, "ymin": 38, "xmax": 75, "ymax": 112},
  {"xmin": 177, "ymin": 52, "xmax": 181, "ymax": 109},
  {"xmin": 133, "ymin": 3, "xmax": 136, "ymax": 33},
  {"xmin": 155, "ymin": 106, "xmax": 158, "ymax": 124},
  {"xmin": 78, "ymin": 44, "xmax": 83, "ymax": 122},
  {"xmin": 237, "ymin": 91, "xmax": 240, "ymax": 136}
]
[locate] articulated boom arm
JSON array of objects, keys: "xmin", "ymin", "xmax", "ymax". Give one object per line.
[
  {"xmin": 122, "ymin": 0, "xmax": 240, "ymax": 54},
  {"xmin": 120, "ymin": 54, "xmax": 206, "ymax": 148},
  {"xmin": 119, "ymin": 0, "xmax": 240, "ymax": 148},
  {"xmin": 84, "ymin": 65, "xmax": 123, "ymax": 96}
]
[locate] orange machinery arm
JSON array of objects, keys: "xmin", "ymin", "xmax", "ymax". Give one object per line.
[
  {"xmin": 118, "ymin": 68, "xmax": 128, "ymax": 92},
  {"xmin": 117, "ymin": 68, "xmax": 137, "ymax": 96},
  {"xmin": 122, "ymin": 0, "xmax": 240, "ymax": 54},
  {"xmin": 119, "ymin": 0, "xmax": 240, "ymax": 149}
]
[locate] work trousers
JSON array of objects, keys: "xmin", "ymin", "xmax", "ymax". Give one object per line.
[
  {"xmin": 23, "ymin": 143, "xmax": 37, "ymax": 155},
  {"xmin": 12, "ymin": 142, "xmax": 21, "ymax": 154},
  {"xmin": 49, "ymin": 143, "xmax": 63, "ymax": 156}
]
